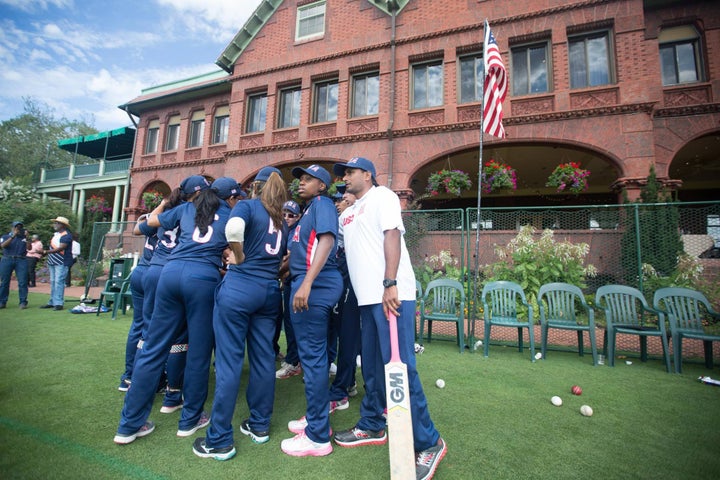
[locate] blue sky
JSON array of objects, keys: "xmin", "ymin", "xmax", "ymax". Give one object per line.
[{"xmin": 0, "ymin": 0, "xmax": 264, "ymax": 131}]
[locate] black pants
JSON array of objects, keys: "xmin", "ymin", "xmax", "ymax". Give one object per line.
[
  {"xmin": 65, "ymin": 258, "xmax": 77, "ymax": 287},
  {"xmin": 27, "ymin": 257, "xmax": 39, "ymax": 287}
]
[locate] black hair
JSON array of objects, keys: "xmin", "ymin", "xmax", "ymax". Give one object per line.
[{"xmin": 193, "ymin": 189, "xmax": 220, "ymax": 236}]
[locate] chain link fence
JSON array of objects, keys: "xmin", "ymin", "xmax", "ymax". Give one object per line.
[{"xmin": 406, "ymin": 201, "xmax": 720, "ymax": 364}]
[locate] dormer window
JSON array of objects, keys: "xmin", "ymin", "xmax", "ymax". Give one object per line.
[{"xmin": 296, "ymin": 1, "xmax": 326, "ymax": 42}]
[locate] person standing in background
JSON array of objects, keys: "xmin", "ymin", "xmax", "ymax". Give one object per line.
[
  {"xmin": 26, "ymin": 234, "xmax": 43, "ymax": 288},
  {"xmin": 41, "ymin": 217, "xmax": 73, "ymax": 311},
  {"xmin": 65, "ymin": 234, "xmax": 81, "ymax": 287},
  {"xmin": 0, "ymin": 221, "xmax": 29, "ymax": 309}
]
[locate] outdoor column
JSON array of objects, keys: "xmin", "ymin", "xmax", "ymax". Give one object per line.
[
  {"xmin": 77, "ymin": 189, "xmax": 86, "ymax": 231},
  {"xmin": 111, "ymin": 185, "xmax": 122, "ymax": 231}
]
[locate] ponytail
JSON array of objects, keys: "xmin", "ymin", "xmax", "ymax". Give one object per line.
[
  {"xmin": 259, "ymin": 172, "xmax": 288, "ymax": 230},
  {"xmin": 193, "ymin": 189, "xmax": 220, "ymax": 235}
]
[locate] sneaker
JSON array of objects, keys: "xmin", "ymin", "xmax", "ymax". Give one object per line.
[
  {"xmin": 415, "ymin": 438, "xmax": 447, "ymax": 480},
  {"xmin": 19, "ymin": 303, "xmax": 27, "ymax": 309},
  {"xmin": 348, "ymin": 383, "xmax": 358, "ymax": 397},
  {"xmin": 333, "ymin": 426, "xmax": 387, "ymax": 447},
  {"xmin": 192, "ymin": 437, "xmax": 236, "ymax": 461},
  {"xmin": 118, "ymin": 379, "xmax": 131, "ymax": 392},
  {"xmin": 288, "ymin": 416, "xmax": 308, "ymax": 434},
  {"xmin": 113, "ymin": 421, "xmax": 155, "ymax": 445},
  {"xmin": 276, "ymin": 362, "xmax": 302, "ymax": 379},
  {"xmin": 177, "ymin": 412, "xmax": 210, "ymax": 437},
  {"xmin": 240, "ymin": 419, "xmax": 269, "ymax": 444},
  {"xmin": 160, "ymin": 403, "xmax": 183, "ymax": 414},
  {"xmin": 329, "ymin": 362, "xmax": 337, "ymax": 376},
  {"xmin": 39, "ymin": 304, "xmax": 54, "ymax": 309},
  {"xmin": 329, "ymin": 397, "xmax": 349, "ymax": 414},
  {"xmin": 281, "ymin": 432, "xmax": 332, "ymax": 457}
]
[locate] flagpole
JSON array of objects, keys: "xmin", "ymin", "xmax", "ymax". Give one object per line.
[{"xmin": 470, "ymin": 19, "xmax": 488, "ymax": 351}]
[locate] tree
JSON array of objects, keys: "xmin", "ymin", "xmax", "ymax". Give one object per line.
[{"xmin": 0, "ymin": 98, "xmax": 97, "ymax": 185}]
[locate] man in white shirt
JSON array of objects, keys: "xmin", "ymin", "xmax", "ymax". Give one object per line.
[
  {"xmin": 65, "ymin": 236, "xmax": 81, "ymax": 287},
  {"xmin": 331, "ymin": 157, "xmax": 446, "ymax": 480}
]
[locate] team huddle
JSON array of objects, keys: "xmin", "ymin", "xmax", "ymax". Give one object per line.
[{"xmin": 113, "ymin": 157, "xmax": 447, "ymax": 480}]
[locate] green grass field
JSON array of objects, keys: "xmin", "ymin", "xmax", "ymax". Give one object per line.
[{"xmin": 2, "ymin": 292, "xmax": 720, "ymax": 479}]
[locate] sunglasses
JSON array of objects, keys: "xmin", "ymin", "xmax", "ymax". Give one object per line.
[{"xmin": 283, "ymin": 213, "xmax": 299, "ymax": 219}]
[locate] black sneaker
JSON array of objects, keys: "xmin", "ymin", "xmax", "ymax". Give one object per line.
[
  {"xmin": 334, "ymin": 426, "xmax": 387, "ymax": 447},
  {"xmin": 415, "ymin": 438, "xmax": 447, "ymax": 480},
  {"xmin": 192, "ymin": 437, "xmax": 236, "ymax": 461},
  {"xmin": 53, "ymin": 306, "xmax": 63, "ymax": 311},
  {"xmin": 240, "ymin": 419, "xmax": 269, "ymax": 444},
  {"xmin": 39, "ymin": 304, "xmax": 54, "ymax": 309}
]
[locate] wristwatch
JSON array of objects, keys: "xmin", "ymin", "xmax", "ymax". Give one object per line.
[{"xmin": 383, "ymin": 278, "xmax": 397, "ymax": 288}]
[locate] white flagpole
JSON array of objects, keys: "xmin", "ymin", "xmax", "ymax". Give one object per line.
[{"xmin": 470, "ymin": 19, "xmax": 489, "ymax": 349}]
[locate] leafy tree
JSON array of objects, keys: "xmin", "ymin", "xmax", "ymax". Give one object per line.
[
  {"xmin": 0, "ymin": 98, "xmax": 96, "ymax": 184},
  {"xmin": 620, "ymin": 164, "xmax": 683, "ymax": 286},
  {"xmin": 0, "ymin": 192, "xmax": 76, "ymax": 246}
]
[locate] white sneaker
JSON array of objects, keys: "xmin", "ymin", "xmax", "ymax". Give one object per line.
[
  {"xmin": 281, "ymin": 432, "xmax": 332, "ymax": 457},
  {"xmin": 276, "ymin": 362, "xmax": 302, "ymax": 379},
  {"xmin": 329, "ymin": 362, "xmax": 337, "ymax": 376},
  {"xmin": 288, "ymin": 416, "xmax": 308, "ymax": 434},
  {"xmin": 177, "ymin": 412, "xmax": 210, "ymax": 437}
]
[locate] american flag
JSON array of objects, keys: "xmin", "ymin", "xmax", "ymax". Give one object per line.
[{"xmin": 483, "ymin": 21, "xmax": 507, "ymax": 138}]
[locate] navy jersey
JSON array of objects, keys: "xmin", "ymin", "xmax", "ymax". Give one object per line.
[
  {"xmin": 227, "ymin": 198, "xmax": 287, "ymax": 279},
  {"xmin": 159, "ymin": 200, "xmax": 230, "ymax": 268},
  {"xmin": 137, "ymin": 222, "xmax": 158, "ymax": 268},
  {"xmin": 150, "ymin": 205, "xmax": 181, "ymax": 267},
  {"xmin": 288, "ymin": 195, "xmax": 337, "ymax": 278}
]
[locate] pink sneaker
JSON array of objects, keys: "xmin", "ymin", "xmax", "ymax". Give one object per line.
[
  {"xmin": 329, "ymin": 397, "xmax": 349, "ymax": 414},
  {"xmin": 287, "ymin": 416, "xmax": 333, "ymax": 436},
  {"xmin": 281, "ymin": 432, "xmax": 332, "ymax": 457}
]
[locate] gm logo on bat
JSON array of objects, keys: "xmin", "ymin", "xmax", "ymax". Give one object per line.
[{"xmin": 387, "ymin": 371, "xmax": 407, "ymax": 405}]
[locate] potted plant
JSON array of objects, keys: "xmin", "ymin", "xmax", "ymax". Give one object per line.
[
  {"xmin": 426, "ymin": 169, "xmax": 472, "ymax": 197},
  {"xmin": 546, "ymin": 162, "xmax": 590, "ymax": 194},
  {"xmin": 480, "ymin": 160, "xmax": 517, "ymax": 194},
  {"xmin": 86, "ymin": 195, "xmax": 112, "ymax": 216},
  {"xmin": 140, "ymin": 190, "xmax": 163, "ymax": 211}
]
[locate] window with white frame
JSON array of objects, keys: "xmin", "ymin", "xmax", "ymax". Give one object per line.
[
  {"xmin": 278, "ymin": 86, "xmax": 301, "ymax": 128},
  {"xmin": 412, "ymin": 60, "xmax": 443, "ymax": 109},
  {"xmin": 296, "ymin": 1, "xmax": 326, "ymax": 41},
  {"xmin": 212, "ymin": 106, "xmax": 229, "ymax": 144},
  {"xmin": 351, "ymin": 71, "xmax": 379, "ymax": 117},
  {"xmin": 659, "ymin": 25, "xmax": 703, "ymax": 86},
  {"xmin": 458, "ymin": 53, "xmax": 483, "ymax": 103},
  {"xmin": 246, "ymin": 93, "xmax": 267, "ymax": 133},
  {"xmin": 568, "ymin": 30, "xmax": 613, "ymax": 88},
  {"xmin": 164, "ymin": 115, "xmax": 181, "ymax": 151},
  {"xmin": 188, "ymin": 111, "xmax": 205, "ymax": 147},
  {"xmin": 511, "ymin": 41, "xmax": 550, "ymax": 95},
  {"xmin": 313, "ymin": 79, "xmax": 338, "ymax": 123},
  {"xmin": 145, "ymin": 119, "xmax": 159, "ymax": 154}
]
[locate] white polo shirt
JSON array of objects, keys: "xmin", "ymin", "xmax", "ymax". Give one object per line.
[{"xmin": 339, "ymin": 185, "xmax": 416, "ymax": 306}]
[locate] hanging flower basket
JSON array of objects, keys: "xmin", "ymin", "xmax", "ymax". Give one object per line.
[
  {"xmin": 86, "ymin": 195, "xmax": 112, "ymax": 215},
  {"xmin": 546, "ymin": 162, "xmax": 590, "ymax": 194},
  {"xmin": 141, "ymin": 190, "xmax": 164, "ymax": 211},
  {"xmin": 426, "ymin": 169, "xmax": 472, "ymax": 197},
  {"xmin": 480, "ymin": 160, "xmax": 517, "ymax": 194}
]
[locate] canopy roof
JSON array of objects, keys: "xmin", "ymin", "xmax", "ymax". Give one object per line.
[{"xmin": 57, "ymin": 126, "xmax": 136, "ymax": 160}]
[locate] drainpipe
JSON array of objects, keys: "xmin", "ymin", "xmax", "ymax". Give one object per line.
[
  {"xmin": 387, "ymin": 0, "xmax": 398, "ymax": 188},
  {"xmin": 121, "ymin": 108, "xmax": 139, "ymax": 226}
]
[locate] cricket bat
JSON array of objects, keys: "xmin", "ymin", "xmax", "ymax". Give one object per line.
[{"xmin": 384, "ymin": 312, "xmax": 416, "ymax": 479}]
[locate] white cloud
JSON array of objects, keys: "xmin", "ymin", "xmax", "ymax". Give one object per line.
[{"xmin": 157, "ymin": 0, "xmax": 263, "ymax": 39}]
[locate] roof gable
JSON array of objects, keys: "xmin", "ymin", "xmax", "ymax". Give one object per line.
[{"xmin": 216, "ymin": 0, "xmax": 410, "ymax": 73}]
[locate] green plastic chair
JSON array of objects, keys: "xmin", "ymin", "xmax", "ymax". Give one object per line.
[
  {"xmin": 419, "ymin": 278, "xmax": 465, "ymax": 353},
  {"xmin": 653, "ymin": 287, "xmax": 720, "ymax": 374},
  {"xmin": 595, "ymin": 285, "xmax": 671, "ymax": 372},
  {"xmin": 538, "ymin": 282, "xmax": 598, "ymax": 365},
  {"xmin": 481, "ymin": 281, "xmax": 535, "ymax": 361},
  {"xmin": 97, "ymin": 258, "xmax": 134, "ymax": 320}
]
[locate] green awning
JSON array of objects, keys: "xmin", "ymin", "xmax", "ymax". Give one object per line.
[{"xmin": 57, "ymin": 127, "xmax": 136, "ymax": 160}]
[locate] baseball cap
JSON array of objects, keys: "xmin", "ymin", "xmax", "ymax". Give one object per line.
[
  {"xmin": 255, "ymin": 166, "xmax": 282, "ymax": 183},
  {"xmin": 335, "ymin": 183, "xmax": 346, "ymax": 194},
  {"xmin": 292, "ymin": 164, "xmax": 332, "ymax": 188},
  {"xmin": 180, "ymin": 175, "xmax": 211, "ymax": 194},
  {"xmin": 333, "ymin": 157, "xmax": 377, "ymax": 180},
  {"xmin": 282, "ymin": 200, "xmax": 301, "ymax": 215},
  {"xmin": 211, "ymin": 177, "xmax": 242, "ymax": 199},
  {"xmin": 12, "ymin": 221, "xmax": 24, "ymax": 228},
  {"xmin": 332, "ymin": 192, "xmax": 344, "ymax": 202}
]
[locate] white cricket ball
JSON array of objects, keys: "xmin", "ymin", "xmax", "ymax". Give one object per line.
[
  {"xmin": 551, "ymin": 395, "xmax": 562, "ymax": 406},
  {"xmin": 580, "ymin": 405, "xmax": 594, "ymax": 416},
  {"xmin": 473, "ymin": 340, "xmax": 483, "ymax": 350},
  {"xmin": 435, "ymin": 379, "xmax": 445, "ymax": 389},
  {"xmin": 535, "ymin": 352, "xmax": 543, "ymax": 360}
]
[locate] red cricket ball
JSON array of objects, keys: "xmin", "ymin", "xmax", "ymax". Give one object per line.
[{"xmin": 571, "ymin": 385, "xmax": 582, "ymax": 396}]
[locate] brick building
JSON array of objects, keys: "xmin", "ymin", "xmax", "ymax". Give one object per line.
[{"xmin": 121, "ymin": 0, "xmax": 720, "ymax": 218}]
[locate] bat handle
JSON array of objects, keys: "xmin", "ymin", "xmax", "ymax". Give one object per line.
[{"xmin": 388, "ymin": 312, "xmax": 401, "ymax": 364}]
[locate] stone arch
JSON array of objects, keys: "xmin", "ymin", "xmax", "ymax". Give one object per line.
[{"xmin": 667, "ymin": 129, "xmax": 720, "ymax": 201}]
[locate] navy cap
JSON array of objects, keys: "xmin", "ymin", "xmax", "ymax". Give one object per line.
[
  {"xmin": 12, "ymin": 221, "xmax": 23, "ymax": 228},
  {"xmin": 333, "ymin": 157, "xmax": 377, "ymax": 179},
  {"xmin": 255, "ymin": 166, "xmax": 282, "ymax": 183},
  {"xmin": 292, "ymin": 164, "xmax": 332, "ymax": 188},
  {"xmin": 282, "ymin": 200, "xmax": 301, "ymax": 215},
  {"xmin": 211, "ymin": 177, "xmax": 242, "ymax": 199},
  {"xmin": 332, "ymin": 192, "xmax": 344, "ymax": 201},
  {"xmin": 335, "ymin": 183, "xmax": 346, "ymax": 194},
  {"xmin": 180, "ymin": 175, "xmax": 211, "ymax": 194}
]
